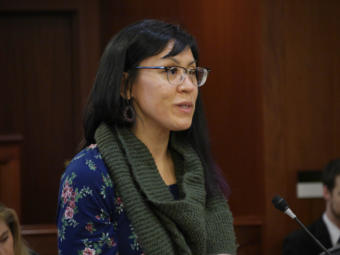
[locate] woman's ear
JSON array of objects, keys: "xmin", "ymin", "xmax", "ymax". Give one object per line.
[{"xmin": 120, "ymin": 72, "xmax": 131, "ymax": 99}]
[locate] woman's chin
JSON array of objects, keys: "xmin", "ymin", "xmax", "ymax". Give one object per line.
[{"xmin": 170, "ymin": 121, "xmax": 193, "ymax": 131}]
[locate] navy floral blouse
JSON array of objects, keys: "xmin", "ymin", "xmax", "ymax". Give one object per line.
[{"xmin": 57, "ymin": 145, "xmax": 179, "ymax": 255}]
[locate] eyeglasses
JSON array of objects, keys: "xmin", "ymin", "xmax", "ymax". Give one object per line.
[{"xmin": 135, "ymin": 66, "xmax": 211, "ymax": 87}]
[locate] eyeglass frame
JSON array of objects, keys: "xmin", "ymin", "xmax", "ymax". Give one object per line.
[{"xmin": 135, "ymin": 66, "xmax": 211, "ymax": 87}]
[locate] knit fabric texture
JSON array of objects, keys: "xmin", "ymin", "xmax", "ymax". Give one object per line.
[{"xmin": 94, "ymin": 123, "xmax": 237, "ymax": 255}]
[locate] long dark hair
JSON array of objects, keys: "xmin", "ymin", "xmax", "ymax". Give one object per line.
[{"xmin": 83, "ymin": 19, "xmax": 229, "ymax": 198}]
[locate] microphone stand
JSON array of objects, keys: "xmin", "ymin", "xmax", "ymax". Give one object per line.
[
  {"xmin": 272, "ymin": 195, "xmax": 332, "ymax": 255},
  {"xmin": 294, "ymin": 217, "xmax": 331, "ymax": 255}
]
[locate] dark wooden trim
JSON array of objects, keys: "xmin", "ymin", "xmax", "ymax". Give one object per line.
[
  {"xmin": 0, "ymin": 1, "xmax": 91, "ymax": 11},
  {"xmin": 234, "ymin": 216, "xmax": 263, "ymax": 255},
  {"xmin": 0, "ymin": 134, "xmax": 23, "ymax": 143},
  {"xmin": 234, "ymin": 215, "xmax": 263, "ymax": 226},
  {"xmin": 21, "ymin": 224, "xmax": 58, "ymax": 255},
  {"xmin": 22, "ymin": 224, "xmax": 57, "ymax": 235}
]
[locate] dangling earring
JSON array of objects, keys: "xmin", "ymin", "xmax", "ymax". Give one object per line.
[{"xmin": 123, "ymin": 99, "xmax": 135, "ymax": 123}]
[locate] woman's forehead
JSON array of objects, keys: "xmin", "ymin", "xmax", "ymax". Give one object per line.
[{"xmin": 142, "ymin": 43, "xmax": 194, "ymax": 66}]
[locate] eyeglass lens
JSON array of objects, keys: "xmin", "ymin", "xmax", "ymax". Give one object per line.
[{"xmin": 167, "ymin": 67, "xmax": 207, "ymax": 87}]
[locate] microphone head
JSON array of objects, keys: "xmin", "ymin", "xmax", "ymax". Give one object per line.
[{"xmin": 272, "ymin": 195, "xmax": 289, "ymax": 212}]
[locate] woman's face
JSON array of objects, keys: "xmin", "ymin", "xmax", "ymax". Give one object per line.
[
  {"xmin": 0, "ymin": 219, "xmax": 14, "ymax": 255},
  {"xmin": 131, "ymin": 43, "xmax": 198, "ymax": 135}
]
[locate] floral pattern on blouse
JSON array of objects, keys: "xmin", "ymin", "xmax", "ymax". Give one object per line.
[{"xmin": 57, "ymin": 145, "xmax": 144, "ymax": 255}]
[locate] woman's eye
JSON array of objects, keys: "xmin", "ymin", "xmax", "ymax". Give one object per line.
[
  {"xmin": 0, "ymin": 235, "xmax": 8, "ymax": 243},
  {"xmin": 188, "ymin": 69, "xmax": 196, "ymax": 75},
  {"xmin": 168, "ymin": 67, "xmax": 178, "ymax": 75}
]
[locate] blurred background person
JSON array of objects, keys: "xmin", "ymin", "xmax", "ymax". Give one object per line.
[
  {"xmin": 0, "ymin": 203, "xmax": 35, "ymax": 255},
  {"xmin": 283, "ymin": 159, "xmax": 340, "ymax": 255}
]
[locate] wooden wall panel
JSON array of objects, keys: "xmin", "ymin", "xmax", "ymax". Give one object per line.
[
  {"xmin": 262, "ymin": 1, "xmax": 290, "ymax": 253},
  {"xmin": 0, "ymin": 135, "xmax": 23, "ymax": 219},
  {"xmin": 283, "ymin": 0, "xmax": 340, "ymax": 224},
  {"xmin": 100, "ymin": 0, "xmax": 181, "ymax": 48},
  {"xmin": 0, "ymin": 13, "xmax": 74, "ymax": 223},
  {"xmin": 180, "ymin": 0, "xmax": 264, "ymax": 217},
  {"xmin": 0, "ymin": 1, "xmax": 101, "ymax": 224},
  {"xmin": 262, "ymin": 1, "xmax": 340, "ymax": 254}
]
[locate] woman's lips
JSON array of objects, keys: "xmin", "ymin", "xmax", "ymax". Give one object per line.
[{"xmin": 175, "ymin": 102, "xmax": 194, "ymax": 113}]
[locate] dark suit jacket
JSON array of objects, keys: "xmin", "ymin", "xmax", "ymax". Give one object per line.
[{"xmin": 283, "ymin": 217, "xmax": 332, "ymax": 255}]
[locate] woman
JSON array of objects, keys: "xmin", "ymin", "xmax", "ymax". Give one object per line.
[
  {"xmin": 0, "ymin": 204, "xmax": 29, "ymax": 255},
  {"xmin": 57, "ymin": 19, "xmax": 237, "ymax": 255}
]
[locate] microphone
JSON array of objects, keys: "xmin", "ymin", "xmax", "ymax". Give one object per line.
[
  {"xmin": 272, "ymin": 195, "xmax": 297, "ymax": 219},
  {"xmin": 272, "ymin": 195, "xmax": 331, "ymax": 255}
]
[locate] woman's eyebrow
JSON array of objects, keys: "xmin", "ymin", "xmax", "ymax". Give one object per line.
[
  {"xmin": 161, "ymin": 56, "xmax": 197, "ymax": 66},
  {"xmin": 187, "ymin": 60, "xmax": 197, "ymax": 66},
  {"xmin": 161, "ymin": 56, "xmax": 180, "ymax": 64}
]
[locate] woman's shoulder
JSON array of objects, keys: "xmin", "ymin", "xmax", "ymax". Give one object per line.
[{"xmin": 61, "ymin": 144, "xmax": 110, "ymax": 187}]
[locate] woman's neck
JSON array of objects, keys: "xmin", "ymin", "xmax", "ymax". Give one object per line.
[
  {"xmin": 132, "ymin": 123, "xmax": 170, "ymax": 162},
  {"xmin": 132, "ymin": 123, "xmax": 176, "ymax": 185}
]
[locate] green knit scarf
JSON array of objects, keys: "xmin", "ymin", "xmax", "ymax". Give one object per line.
[{"xmin": 94, "ymin": 123, "xmax": 237, "ymax": 255}]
